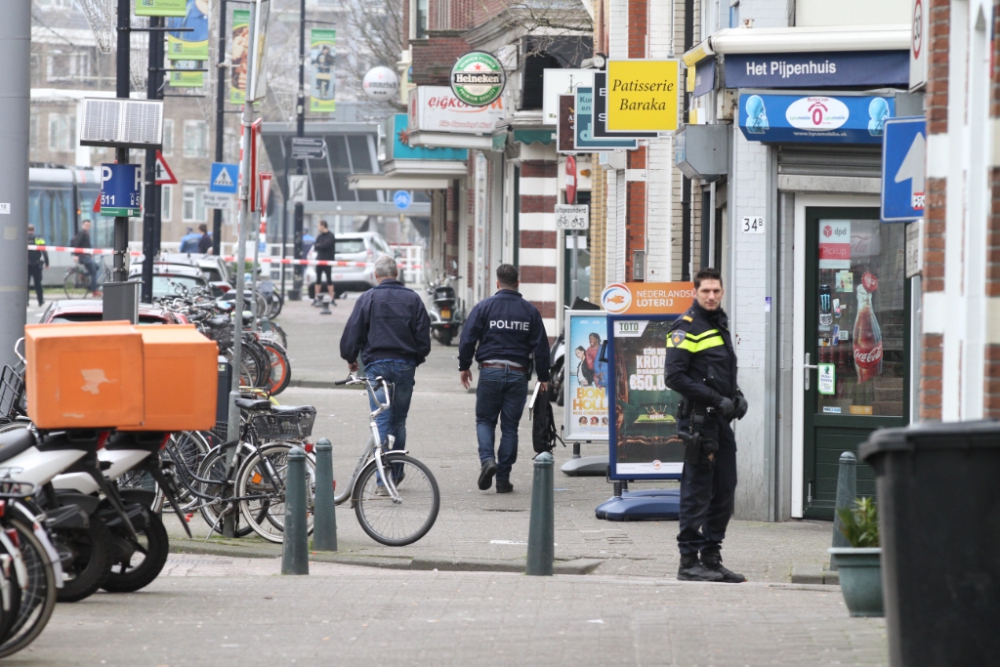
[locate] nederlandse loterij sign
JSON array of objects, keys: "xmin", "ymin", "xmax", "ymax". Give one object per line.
[
  {"xmin": 605, "ymin": 60, "xmax": 681, "ymax": 133},
  {"xmin": 450, "ymin": 52, "xmax": 506, "ymax": 107}
]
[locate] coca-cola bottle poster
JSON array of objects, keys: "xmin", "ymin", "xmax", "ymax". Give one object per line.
[{"xmin": 853, "ymin": 272, "xmax": 884, "ymax": 383}]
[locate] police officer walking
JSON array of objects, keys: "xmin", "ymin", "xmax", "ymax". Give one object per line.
[
  {"xmin": 459, "ymin": 265, "xmax": 550, "ymax": 493},
  {"xmin": 665, "ymin": 267, "xmax": 748, "ymax": 582},
  {"xmin": 340, "ymin": 255, "xmax": 431, "ymax": 473},
  {"xmin": 27, "ymin": 224, "xmax": 49, "ymax": 307}
]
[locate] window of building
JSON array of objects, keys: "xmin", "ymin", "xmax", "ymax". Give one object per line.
[
  {"xmin": 182, "ymin": 184, "xmax": 207, "ymax": 222},
  {"xmin": 36, "ymin": 0, "xmax": 74, "ymax": 8},
  {"xmin": 162, "ymin": 119, "xmax": 174, "ymax": 156},
  {"xmin": 161, "ymin": 184, "xmax": 173, "ymax": 222},
  {"xmin": 48, "ymin": 113, "xmax": 75, "ymax": 152},
  {"xmin": 184, "ymin": 120, "xmax": 208, "ymax": 158},
  {"xmin": 29, "ymin": 115, "xmax": 38, "ymax": 153},
  {"xmin": 412, "ymin": 0, "xmax": 428, "ymax": 38},
  {"xmin": 47, "ymin": 50, "xmax": 90, "ymax": 82}
]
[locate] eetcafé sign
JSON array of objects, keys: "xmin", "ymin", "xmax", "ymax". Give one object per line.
[{"xmin": 409, "ymin": 86, "xmax": 505, "ymax": 135}]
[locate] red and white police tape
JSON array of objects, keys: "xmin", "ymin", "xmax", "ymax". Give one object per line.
[{"xmin": 26, "ymin": 245, "xmax": 416, "ymax": 269}]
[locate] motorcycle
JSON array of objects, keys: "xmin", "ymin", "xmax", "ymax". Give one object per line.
[{"xmin": 425, "ymin": 264, "xmax": 463, "ymax": 346}]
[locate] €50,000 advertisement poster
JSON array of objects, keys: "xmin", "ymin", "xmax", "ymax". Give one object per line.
[
  {"xmin": 563, "ymin": 312, "xmax": 609, "ymax": 442},
  {"xmin": 608, "ymin": 316, "xmax": 686, "ymax": 480}
]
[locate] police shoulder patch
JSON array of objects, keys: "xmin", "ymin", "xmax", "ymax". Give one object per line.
[
  {"xmin": 669, "ymin": 330, "xmax": 686, "ymax": 346},
  {"xmin": 682, "ymin": 315, "xmax": 693, "ymax": 322}
]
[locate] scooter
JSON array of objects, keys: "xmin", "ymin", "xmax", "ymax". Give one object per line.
[{"xmin": 426, "ymin": 268, "xmax": 463, "ymax": 346}]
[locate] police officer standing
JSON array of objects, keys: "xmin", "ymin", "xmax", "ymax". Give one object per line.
[
  {"xmin": 27, "ymin": 224, "xmax": 48, "ymax": 307},
  {"xmin": 340, "ymin": 255, "xmax": 431, "ymax": 469},
  {"xmin": 459, "ymin": 264, "xmax": 549, "ymax": 493},
  {"xmin": 665, "ymin": 267, "xmax": 748, "ymax": 582}
]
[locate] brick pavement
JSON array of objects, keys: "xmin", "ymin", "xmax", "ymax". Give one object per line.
[{"xmin": 19, "ymin": 556, "xmax": 887, "ymax": 667}]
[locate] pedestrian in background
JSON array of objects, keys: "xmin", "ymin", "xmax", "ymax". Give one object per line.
[
  {"xmin": 197, "ymin": 223, "xmax": 213, "ymax": 254},
  {"xmin": 313, "ymin": 220, "xmax": 336, "ymax": 307},
  {"xmin": 340, "ymin": 255, "xmax": 430, "ymax": 490},
  {"xmin": 70, "ymin": 220, "xmax": 100, "ymax": 296},
  {"xmin": 665, "ymin": 267, "xmax": 748, "ymax": 583},
  {"xmin": 179, "ymin": 227, "xmax": 200, "ymax": 252},
  {"xmin": 27, "ymin": 224, "xmax": 48, "ymax": 307},
  {"xmin": 458, "ymin": 264, "xmax": 550, "ymax": 493}
]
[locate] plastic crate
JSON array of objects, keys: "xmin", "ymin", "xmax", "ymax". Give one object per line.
[{"xmin": 250, "ymin": 406, "xmax": 316, "ymax": 440}]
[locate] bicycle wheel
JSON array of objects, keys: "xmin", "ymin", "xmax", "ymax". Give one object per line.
[
  {"xmin": 267, "ymin": 292, "xmax": 283, "ymax": 318},
  {"xmin": 354, "ymin": 455, "xmax": 439, "ymax": 547},
  {"xmin": 260, "ymin": 341, "xmax": 292, "ymax": 395},
  {"xmin": 261, "ymin": 322, "xmax": 288, "ymax": 349},
  {"xmin": 242, "ymin": 340, "xmax": 270, "ymax": 388},
  {"xmin": 195, "ymin": 449, "xmax": 254, "ymax": 538},
  {"xmin": 161, "ymin": 430, "xmax": 211, "ymax": 511},
  {"xmin": 0, "ymin": 517, "xmax": 57, "ymax": 659},
  {"xmin": 236, "ymin": 443, "xmax": 316, "ymax": 544},
  {"xmin": 63, "ymin": 269, "xmax": 86, "ymax": 299}
]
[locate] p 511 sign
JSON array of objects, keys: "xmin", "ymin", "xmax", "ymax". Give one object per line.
[{"xmin": 100, "ymin": 163, "xmax": 141, "ymax": 217}]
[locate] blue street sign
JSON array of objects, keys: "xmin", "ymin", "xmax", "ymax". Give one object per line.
[
  {"xmin": 99, "ymin": 163, "xmax": 141, "ymax": 217},
  {"xmin": 881, "ymin": 117, "xmax": 926, "ymax": 222},
  {"xmin": 210, "ymin": 162, "xmax": 239, "ymax": 194},
  {"xmin": 393, "ymin": 190, "xmax": 412, "ymax": 210}
]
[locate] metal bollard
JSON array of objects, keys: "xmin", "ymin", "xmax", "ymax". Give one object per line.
[
  {"xmin": 526, "ymin": 451, "xmax": 554, "ymax": 576},
  {"xmin": 312, "ymin": 438, "xmax": 338, "ymax": 552},
  {"xmin": 830, "ymin": 451, "xmax": 858, "ymax": 570},
  {"xmin": 320, "ymin": 294, "xmax": 332, "ymax": 315},
  {"xmin": 281, "ymin": 446, "xmax": 309, "ymax": 575}
]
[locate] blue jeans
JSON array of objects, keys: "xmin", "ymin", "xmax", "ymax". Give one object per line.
[
  {"xmin": 475, "ymin": 367, "xmax": 529, "ymax": 482},
  {"xmin": 79, "ymin": 256, "xmax": 99, "ymax": 292},
  {"xmin": 364, "ymin": 360, "xmax": 416, "ymax": 453}
]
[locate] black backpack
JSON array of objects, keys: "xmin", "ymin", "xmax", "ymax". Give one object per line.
[{"xmin": 530, "ymin": 394, "xmax": 563, "ymax": 455}]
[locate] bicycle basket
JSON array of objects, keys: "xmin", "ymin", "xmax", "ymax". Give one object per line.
[
  {"xmin": 0, "ymin": 366, "xmax": 26, "ymax": 421},
  {"xmin": 251, "ymin": 406, "xmax": 317, "ymax": 440}
]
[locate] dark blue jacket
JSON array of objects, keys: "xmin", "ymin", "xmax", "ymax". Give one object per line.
[
  {"xmin": 458, "ymin": 289, "xmax": 550, "ymax": 381},
  {"xmin": 340, "ymin": 280, "xmax": 431, "ymax": 366}
]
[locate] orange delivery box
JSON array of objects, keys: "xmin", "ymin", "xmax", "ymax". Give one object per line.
[
  {"xmin": 24, "ymin": 321, "xmax": 145, "ymax": 429},
  {"xmin": 121, "ymin": 325, "xmax": 218, "ymax": 431}
]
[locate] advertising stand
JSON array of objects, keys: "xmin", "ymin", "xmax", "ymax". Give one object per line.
[
  {"xmin": 594, "ymin": 282, "xmax": 694, "ymax": 521},
  {"xmin": 560, "ymin": 310, "xmax": 609, "ymax": 476}
]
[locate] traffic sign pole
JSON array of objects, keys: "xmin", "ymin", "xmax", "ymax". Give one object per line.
[{"xmin": 141, "ymin": 17, "xmax": 165, "ymax": 304}]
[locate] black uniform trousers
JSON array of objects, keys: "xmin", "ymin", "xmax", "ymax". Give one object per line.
[
  {"xmin": 677, "ymin": 416, "xmax": 737, "ymax": 557},
  {"xmin": 27, "ymin": 264, "xmax": 44, "ymax": 306}
]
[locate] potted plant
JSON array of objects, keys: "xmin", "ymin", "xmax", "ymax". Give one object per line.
[{"xmin": 829, "ymin": 497, "xmax": 884, "ymax": 617}]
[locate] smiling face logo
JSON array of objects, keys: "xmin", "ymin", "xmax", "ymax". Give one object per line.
[{"xmin": 601, "ymin": 284, "xmax": 632, "ymax": 314}]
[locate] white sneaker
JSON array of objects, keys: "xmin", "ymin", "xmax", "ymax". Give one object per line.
[{"xmin": 374, "ymin": 485, "xmax": 390, "ymax": 496}]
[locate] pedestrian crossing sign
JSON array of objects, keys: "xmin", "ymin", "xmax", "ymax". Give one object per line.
[{"xmin": 210, "ymin": 162, "xmax": 239, "ymax": 194}]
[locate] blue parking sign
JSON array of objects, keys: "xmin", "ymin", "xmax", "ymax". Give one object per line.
[
  {"xmin": 210, "ymin": 162, "xmax": 239, "ymax": 194},
  {"xmin": 881, "ymin": 117, "xmax": 926, "ymax": 222},
  {"xmin": 100, "ymin": 163, "xmax": 142, "ymax": 217}
]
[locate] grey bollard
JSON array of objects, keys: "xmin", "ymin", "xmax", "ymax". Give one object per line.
[
  {"xmin": 312, "ymin": 438, "xmax": 338, "ymax": 552},
  {"xmin": 830, "ymin": 451, "xmax": 858, "ymax": 570},
  {"xmin": 526, "ymin": 451, "xmax": 554, "ymax": 576},
  {"xmin": 281, "ymin": 446, "xmax": 309, "ymax": 575},
  {"xmin": 320, "ymin": 294, "xmax": 332, "ymax": 315}
]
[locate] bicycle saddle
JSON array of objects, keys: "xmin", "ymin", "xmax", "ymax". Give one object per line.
[
  {"xmin": 0, "ymin": 428, "xmax": 36, "ymax": 463},
  {"xmin": 235, "ymin": 397, "xmax": 271, "ymax": 411}
]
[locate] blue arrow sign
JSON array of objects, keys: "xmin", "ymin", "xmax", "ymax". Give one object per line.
[
  {"xmin": 882, "ymin": 117, "xmax": 926, "ymax": 222},
  {"xmin": 210, "ymin": 162, "xmax": 239, "ymax": 194},
  {"xmin": 393, "ymin": 190, "xmax": 412, "ymax": 210}
]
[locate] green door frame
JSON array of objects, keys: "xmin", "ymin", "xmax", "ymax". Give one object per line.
[{"xmin": 801, "ymin": 206, "xmax": 910, "ymax": 519}]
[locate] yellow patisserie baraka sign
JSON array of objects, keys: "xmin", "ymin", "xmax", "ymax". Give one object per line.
[{"xmin": 605, "ymin": 60, "xmax": 681, "ymax": 132}]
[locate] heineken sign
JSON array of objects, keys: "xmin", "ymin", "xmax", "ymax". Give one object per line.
[{"xmin": 450, "ymin": 51, "xmax": 506, "ymax": 107}]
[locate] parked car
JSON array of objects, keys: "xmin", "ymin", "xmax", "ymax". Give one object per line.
[
  {"xmin": 39, "ymin": 300, "xmax": 186, "ymax": 325},
  {"xmin": 305, "ymin": 232, "xmax": 402, "ymax": 293},
  {"xmin": 127, "ymin": 263, "xmax": 211, "ymax": 298},
  {"xmin": 159, "ymin": 252, "xmax": 232, "ymax": 285}
]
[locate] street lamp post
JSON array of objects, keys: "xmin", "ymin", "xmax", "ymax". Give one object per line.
[
  {"xmin": 213, "ymin": 0, "xmax": 228, "ymax": 256},
  {"xmin": 289, "ymin": 0, "xmax": 306, "ymax": 301}
]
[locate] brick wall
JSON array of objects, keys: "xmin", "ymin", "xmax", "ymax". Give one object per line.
[
  {"xmin": 920, "ymin": 0, "xmax": 950, "ymax": 421},
  {"xmin": 518, "ymin": 160, "xmax": 560, "ymax": 334},
  {"xmin": 590, "ymin": 161, "xmax": 607, "ymax": 302},
  {"xmin": 411, "ymin": 32, "xmax": 469, "ymax": 85}
]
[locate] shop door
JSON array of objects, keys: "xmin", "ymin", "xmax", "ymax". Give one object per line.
[{"xmin": 802, "ymin": 207, "xmax": 909, "ymax": 519}]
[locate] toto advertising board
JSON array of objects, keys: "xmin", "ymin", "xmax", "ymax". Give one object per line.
[{"xmin": 409, "ymin": 86, "xmax": 505, "ymax": 134}]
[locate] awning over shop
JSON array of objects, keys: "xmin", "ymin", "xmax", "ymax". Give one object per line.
[
  {"xmin": 513, "ymin": 129, "xmax": 555, "ymax": 145},
  {"xmin": 683, "ymin": 24, "xmax": 910, "ymax": 65},
  {"xmin": 407, "ymin": 131, "xmax": 494, "ymax": 150}
]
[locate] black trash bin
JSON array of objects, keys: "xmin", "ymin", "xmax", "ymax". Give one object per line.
[{"xmin": 859, "ymin": 420, "xmax": 1000, "ymax": 667}]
